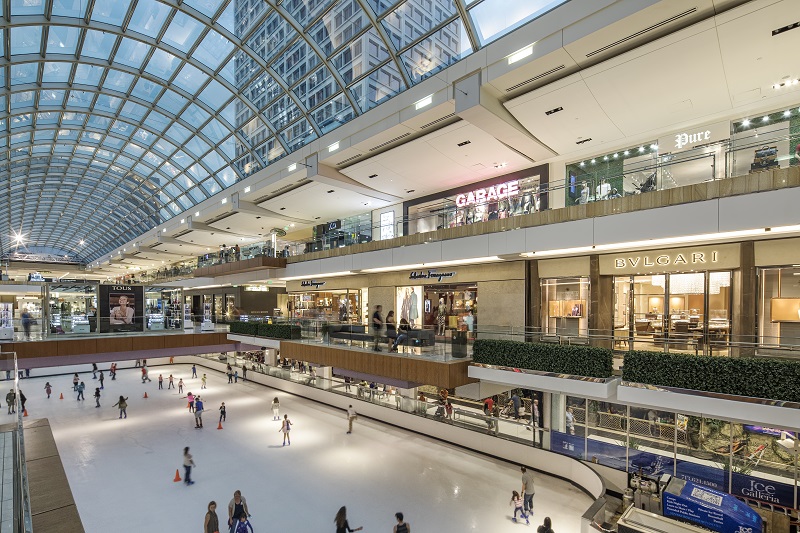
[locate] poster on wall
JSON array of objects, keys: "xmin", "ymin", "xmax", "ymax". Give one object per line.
[
  {"xmin": 98, "ymin": 284, "xmax": 144, "ymax": 333},
  {"xmin": 396, "ymin": 286, "xmax": 423, "ymax": 327}
]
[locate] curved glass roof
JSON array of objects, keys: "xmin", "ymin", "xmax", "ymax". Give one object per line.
[{"xmin": 0, "ymin": 0, "xmax": 567, "ymax": 262}]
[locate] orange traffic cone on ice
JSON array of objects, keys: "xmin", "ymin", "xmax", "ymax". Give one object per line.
[
  {"xmin": 59, "ymin": 393, "xmax": 64, "ymax": 400},
  {"xmin": 173, "ymin": 469, "xmax": 181, "ymax": 482},
  {"xmin": 217, "ymin": 420, "xmax": 223, "ymax": 430},
  {"xmin": 23, "ymin": 409, "xmax": 28, "ymax": 417},
  {"xmin": 143, "ymin": 392, "xmax": 148, "ymax": 399}
]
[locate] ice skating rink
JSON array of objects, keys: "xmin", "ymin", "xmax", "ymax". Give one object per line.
[{"xmin": 18, "ymin": 364, "xmax": 591, "ymax": 532}]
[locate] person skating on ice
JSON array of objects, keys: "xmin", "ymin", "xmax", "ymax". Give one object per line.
[
  {"xmin": 168, "ymin": 374, "xmax": 175, "ymax": 389},
  {"xmin": 72, "ymin": 373, "xmax": 79, "ymax": 391},
  {"xmin": 393, "ymin": 512, "xmax": 411, "ymax": 533},
  {"xmin": 537, "ymin": 516, "xmax": 554, "ymax": 533},
  {"xmin": 521, "ymin": 466, "xmax": 535, "ymax": 516},
  {"xmin": 98, "ymin": 371, "xmax": 104, "ymax": 390},
  {"xmin": 92, "ymin": 362, "xmax": 98, "ymax": 379},
  {"xmin": 279, "ymin": 414, "xmax": 292, "ymax": 445},
  {"xmin": 187, "ymin": 392, "xmax": 195, "ymax": 412},
  {"xmin": 194, "ymin": 396, "xmax": 204, "ymax": 428},
  {"xmin": 94, "ymin": 387, "xmax": 101, "ymax": 408},
  {"xmin": 234, "ymin": 515, "xmax": 253, "ymax": 533},
  {"xmin": 219, "ymin": 402, "xmax": 226, "ymax": 424},
  {"xmin": 509, "ymin": 490, "xmax": 529, "ymax": 524},
  {"xmin": 271, "ymin": 397, "xmax": 280, "ymax": 420},
  {"xmin": 346, "ymin": 405, "xmax": 357, "ymax": 434},
  {"xmin": 112, "ymin": 396, "xmax": 128, "ymax": 419},
  {"xmin": 227, "ymin": 490, "xmax": 251, "ymax": 533},
  {"xmin": 201, "ymin": 374, "xmax": 207, "ymax": 389},
  {"xmin": 178, "ymin": 378, "xmax": 184, "ymax": 394},
  {"xmin": 334, "ymin": 506, "xmax": 363, "ymax": 533},
  {"xmin": 158, "ymin": 374, "xmax": 163, "ymax": 390},
  {"xmin": 19, "ymin": 391, "xmax": 26, "ymax": 413},
  {"xmin": 204, "ymin": 501, "xmax": 220, "ymax": 533},
  {"xmin": 5, "ymin": 389, "xmax": 14, "ymax": 414},
  {"xmin": 183, "ymin": 447, "xmax": 195, "ymax": 485},
  {"xmin": 191, "ymin": 364, "xmax": 197, "ymax": 378},
  {"xmin": 77, "ymin": 381, "xmax": 85, "ymax": 401},
  {"xmin": 44, "ymin": 382, "xmax": 52, "ymax": 399}
]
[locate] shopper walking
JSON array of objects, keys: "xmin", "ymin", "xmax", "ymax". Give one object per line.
[
  {"xmin": 346, "ymin": 405, "xmax": 357, "ymax": 434},
  {"xmin": 393, "ymin": 512, "xmax": 411, "ymax": 533},
  {"xmin": 566, "ymin": 407, "xmax": 575, "ymax": 435},
  {"xmin": 94, "ymin": 388, "xmax": 101, "ymax": 408},
  {"xmin": 521, "ymin": 466, "xmax": 535, "ymax": 515},
  {"xmin": 168, "ymin": 374, "xmax": 175, "ymax": 389},
  {"xmin": 178, "ymin": 378, "xmax": 184, "ymax": 394},
  {"xmin": 98, "ymin": 371, "xmax": 105, "ymax": 390},
  {"xmin": 191, "ymin": 364, "xmax": 197, "ymax": 378},
  {"xmin": 334, "ymin": 506, "xmax": 363, "ymax": 533},
  {"xmin": 219, "ymin": 402, "xmax": 226, "ymax": 423},
  {"xmin": 183, "ymin": 447, "xmax": 195, "ymax": 485},
  {"xmin": 372, "ymin": 304, "xmax": 384, "ymax": 352},
  {"xmin": 227, "ymin": 490, "xmax": 250, "ymax": 533},
  {"xmin": 271, "ymin": 397, "xmax": 280, "ymax": 420},
  {"xmin": 158, "ymin": 374, "xmax": 163, "ymax": 390},
  {"xmin": 537, "ymin": 517, "xmax": 554, "ymax": 533},
  {"xmin": 112, "ymin": 396, "xmax": 128, "ymax": 419},
  {"xmin": 279, "ymin": 414, "xmax": 292, "ymax": 446},
  {"xmin": 44, "ymin": 382, "xmax": 52, "ymax": 399},
  {"xmin": 194, "ymin": 396, "xmax": 204, "ymax": 428},
  {"xmin": 5, "ymin": 389, "xmax": 15, "ymax": 414},
  {"xmin": 72, "ymin": 373, "xmax": 79, "ymax": 391},
  {"xmin": 204, "ymin": 501, "xmax": 220, "ymax": 533},
  {"xmin": 201, "ymin": 374, "xmax": 207, "ymax": 389},
  {"xmin": 77, "ymin": 382, "xmax": 85, "ymax": 401}
]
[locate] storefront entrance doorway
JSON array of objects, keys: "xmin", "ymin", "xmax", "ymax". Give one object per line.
[{"xmin": 614, "ymin": 272, "xmax": 731, "ymax": 355}]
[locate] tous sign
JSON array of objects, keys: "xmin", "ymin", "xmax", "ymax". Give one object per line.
[
  {"xmin": 614, "ymin": 251, "xmax": 718, "ymax": 269},
  {"xmin": 455, "ymin": 180, "xmax": 520, "ymax": 208},
  {"xmin": 675, "ymin": 129, "xmax": 711, "ymax": 150}
]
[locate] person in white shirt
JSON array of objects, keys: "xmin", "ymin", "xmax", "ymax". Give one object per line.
[{"xmin": 346, "ymin": 405, "xmax": 357, "ymax": 434}]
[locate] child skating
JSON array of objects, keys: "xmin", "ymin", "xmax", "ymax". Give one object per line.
[
  {"xmin": 178, "ymin": 378, "xmax": 184, "ymax": 394},
  {"xmin": 186, "ymin": 392, "xmax": 195, "ymax": 412},
  {"xmin": 271, "ymin": 397, "xmax": 280, "ymax": 420},
  {"xmin": 280, "ymin": 414, "xmax": 292, "ymax": 446},
  {"xmin": 201, "ymin": 374, "xmax": 207, "ymax": 389},
  {"xmin": 510, "ymin": 490, "xmax": 529, "ymax": 524},
  {"xmin": 158, "ymin": 374, "xmax": 163, "ymax": 389},
  {"xmin": 112, "ymin": 396, "xmax": 128, "ymax": 419},
  {"xmin": 168, "ymin": 374, "xmax": 174, "ymax": 389},
  {"xmin": 234, "ymin": 514, "xmax": 254, "ymax": 533},
  {"xmin": 94, "ymin": 387, "xmax": 101, "ymax": 408},
  {"xmin": 44, "ymin": 382, "xmax": 52, "ymax": 399},
  {"xmin": 219, "ymin": 402, "xmax": 226, "ymax": 423},
  {"xmin": 99, "ymin": 371, "xmax": 104, "ymax": 389}
]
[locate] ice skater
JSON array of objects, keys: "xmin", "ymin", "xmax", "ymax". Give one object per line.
[
  {"xmin": 227, "ymin": 490, "xmax": 250, "ymax": 533},
  {"xmin": 112, "ymin": 396, "xmax": 128, "ymax": 419},
  {"xmin": 77, "ymin": 382, "xmax": 85, "ymax": 401},
  {"xmin": 334, "ymin": 506, "xmax": 363, "ymax": 533},
  {"xmin": 183, "ymin": 447, "xmax": 195, "ymax": 485},
  {"xmin": 187, "ymin": 392, "xmax": 195, "ymax": 412},
  {"xmin": 72, "ymin": 373, "xmax": 79, "ymax": 391},
  {"xmin": 233, "ymin": 515, "xmax": 254, "ymax": 533},
  {"xmin": 536, "ymin": 517, "xmax": 554, "ymax": 533},
  {"xmin": 19, "ymin": 391, "xmax": 26, "ymax": 413},
  {"xmin": 158, "ymin": 374, "xmax": 163, "ymax": 390},
  {"xmin": 510, "ymin": 490, "xmax": 529, "ymax": 524},
  {"xmin": 178, "ymin": 378, "xmax": 184, "ymax": 394},
  {"xmin": 521, "ymin": 466, "xmax": 535, "ymax": 516},
  {"xmin": 271, "ymin": 397, "xmax": 280, "ymax": 420},
  {"xmin": 98, "ymin": 371, "xmax": 104, "ymax": 389},
  {"xmin": 393, "ymin": 512, "xmax": 410, "ymax": 533},
  {"xmin": 92, "ymin": 363, "xmax": 98, "ymax": 379},
  {"xmin": 6, "ymin": 389, "xmax": 15, "ymax": 414},
  {"xmin": 194, "ymin": 396, "xmax": 204, "ymax": 428},
  {"xmin": 227, "ymin": 368, "xmax": 233, "ymax": 384},
  {"xmin": 191, "ymin": 364, "xmax": 197, "ymax": 378},
  {"xmin": 110, "ymin": 363, "xmax": 117, "ymax": 380},
  {"xmin": 279, "ymin": 414, "xmax": 292, "ymax": 445},
  {"xmin": 219, "ymin": 402, "xmax": 226, "ymax": 423},
  {"xmin": 242, "ymin": 366, "xmax": 247, "ymax": 381},
  {"xmin": 205, "ymin": 501, "xmax": 220, "ymax": 533},
  {"xmin": 94, "ymin": 387, "xmax": 101, "ymax": 408},
  {"xmin": 346, "ymin": 405, "xmax": 357, "ymax": 434},
  {"xmin": 201, "ymin": 374, "xmax": 207, "ymax": 389},
  {"xmin": 141, "ymin": 366, "xmax": 151, "ymax": 383},
  {"xmin": 44, "ymin": 382, "xmax": 52, "ymax": 399},
  {"xmin": 168, "ymin": 374, "xmax": 175, "ymax": 389}
]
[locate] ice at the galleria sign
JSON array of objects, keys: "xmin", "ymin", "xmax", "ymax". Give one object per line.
[{"xmin": 455, "ymin": 180, "xmax": 520, "ymax": 207}]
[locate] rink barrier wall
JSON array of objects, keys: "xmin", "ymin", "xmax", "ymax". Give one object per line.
[{"xmin": 179, "ymin": 356, "xmax": 606, "ymax": 502}]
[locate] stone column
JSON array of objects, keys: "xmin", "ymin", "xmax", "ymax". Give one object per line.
[
  {"xmin": 733, "ymin": 241, "xmax": 756, "ymax": 357},
  {"xmin": 590, "ymin": 255, "xmax": 613, "ymax": 348},
  {"xmin": 527, "ymin": 260, "xmax": 540, "ymax": 341}
]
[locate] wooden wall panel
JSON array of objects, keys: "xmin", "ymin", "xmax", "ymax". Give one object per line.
[
  {"xmin": 163, "ymin": 335, "xmax": 195, "ymax": 349},
  {"xmin": 57, "ymin": 340, "xmax": 97, "ymax": 357},
  {"xmin": 131, "ymin": 335, "xmax": 165, "ymax": 352},
  {"xmin": 95, "ymin": 337, "xmax": 132, "ymax": 354},
  {"xmin": 14, "ymin": 342, "xmax": 59, "ymax": 358}
]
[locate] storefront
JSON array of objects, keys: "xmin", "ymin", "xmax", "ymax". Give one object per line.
[
  {"xmin": 144, "ymin": 287, "xmax": 184, "ymax": 330},
  {"xmin": 756, "ymin": 238, "xmax": 800, "ymax": 351},
  {"xmin": 402, "ymin": 166, "xmax": 549, "ymax": 235},
  {"xmin": 185, "ymin": 285, "xmax": 288, "ymax": 323},
  {"xmin": 536, "ymin": 258, "xmax": 592, "ymax": 337},
  {"xmin": 288, "ymin": 287, "xmax": 364, "ymax": 323},
  {"xmin": 46, "ymin": 281, "xmax": 98, "ymax": 334},
  {"xmin": 395, "ymin": 283, "xmax": 477, "ymax": 334}
]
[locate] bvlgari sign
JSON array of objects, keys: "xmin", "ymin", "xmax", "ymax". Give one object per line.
[
  {"xmin": 600, "ymin": 243, "xmax": 740, "ymax": 275},
  {"xmin": 455, "ymin": 180, "xmax": 520, "ymax": 207}
]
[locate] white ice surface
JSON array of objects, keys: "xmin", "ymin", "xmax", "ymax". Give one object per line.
[{"xmin": 18, "ymin": 365, "xmax": 591, "ymax": 532}]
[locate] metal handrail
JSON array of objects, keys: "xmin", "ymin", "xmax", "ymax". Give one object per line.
[{"xmin": 5, "ymin": 352, "xmax": 33, "ymax": 533}]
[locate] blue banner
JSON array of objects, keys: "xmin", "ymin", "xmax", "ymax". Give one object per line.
[
  {"xmin": 663, "ymin": 480, "xmax": 762, "ymax": 533},
  {"xmin": 730, "ymin": 472, "xmax": 796, "ymax": 509},
  {"xmin": 550, "ymin": 431, "xmax": 584, "ymax": 460},
  {"xmin": 675, "ymin": 459, "xmax": 728, "ymax": 491}
]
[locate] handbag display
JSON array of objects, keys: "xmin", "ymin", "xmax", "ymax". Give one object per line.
[{"xmin": 751, "ymin": 145, "xmax": 778, "ymax": 170}]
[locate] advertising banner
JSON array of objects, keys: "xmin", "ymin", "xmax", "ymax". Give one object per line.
[
  {"xmin": 663, "ymin": 479, "xmax": 762, "ymax": 533},
  {"xmin": 550, "ymin": 430, "xmax": 585, "ymax": 460},
  {"xmin": 730, "ymin": 472, "xmax": 796, "ymax": 509},
  {"xmin": 98, "ymin": 285, "xmax": 144, "ymax": 333}
]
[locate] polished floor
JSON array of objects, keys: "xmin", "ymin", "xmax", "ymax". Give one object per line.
[{"xmin": 16, "ymin": 365, "xmax": 591, "ymax": 532}]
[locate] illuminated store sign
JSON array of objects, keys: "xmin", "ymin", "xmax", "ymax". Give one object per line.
[
  {"xmin": 614, "ymin": 251, "xmax": 718, "ymax": 269},
  {"xmin": 455, "ymin": 181, "xmax": 520, "ymax": 207},
  {"xmin": 409, "ymin": 270, "xmax": 455, "ymax": 282},
  {"xmin": 659, "ymin": 120, "xmax": 729, "ymax": 154},
  {"xmin": 300, "ymin": 280, "xmax": 326, "ymax": 288}
]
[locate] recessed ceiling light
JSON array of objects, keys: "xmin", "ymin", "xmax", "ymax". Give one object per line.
[
  {"xmin": 544, "ymin": 106, "xmax": 563, "ymax": 116},
  {"xmin": 650, "ymin": 144, "xmax": 658, "ymax": 150},
  {"xmin": 624, "ymin": 150, "xmax": 629, "ymax": 155},
  {"xmin": 579, "ymin": 162, "xmax": 585, "ymax": 167},
  {"xmin": 742, "ymin": 119, "xmax": 750, "ymax": 127},
  {"xmin": 244, "ymin": 186, "xmax": 251, "ymax": 193},
  {"xmin": 314, "ymin": 217, "xmax": 320, "ymax": 220},
  {"xmin": 180, "ymin": 219, "xmax": 185, "ymax": 223},
  {"xmin": 290, "ymin": 223, "xmax": 295, "ymax": 227},
  {"xmin": 79, "ymin": 240, "xmax": 84, "ymax": 245},
  {"xmin": 256, "ymin": 216, "xmax": 261, "ymax": 219},
  {"xmin": 406, "ymin": 189, "xmax": 415, "ymax": 193},
  {"xmin": 328, "ymin": 142, "xmax": 339, "ymax": 152},
  {"xmin": 288, "ymin": 163, "xmax": 297, "ymax": 172},
  {"xmin": 221, "ymin": 198, "xmax": 227, "ymax": 204},
  {"xmin": 784, "ymin": 110, "xmax": 792, "ymax": 117},
  {"xmin": 457, "ymin": 140, "xmax": 471, "ymax": 147},
  {"xmin": 508, "ymin": 44, "xmax": 533, "ymax": 64},
  {"xmin": 162, "ymin": 228, "xmax": 166, "ymax": 233},
  {"xmin": 762, "ymin": 116, "xmax": 770, "ymax": 122},
  {"xmin": 415, "ymin": 95, "xmax": 433, "ymax": 110},
  {"xmin": 639, "ymin": 146, "xmax": 645, "ymax": 152},
  {"xmin": 590, "ymin": 159, "xmax": 596, "ymax": 164},
  {"xmin": 603, "ymin": 156, "xmax": 608, "ymax": 161},
  {"xmin": 279, "ymin": 207, "xmax": 285, "ymax": 211}
]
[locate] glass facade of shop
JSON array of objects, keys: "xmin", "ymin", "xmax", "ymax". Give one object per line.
[
  {"xmin": 408, "ymin": 284, "xmax": 478, "ymax": 334},
  {"xmin": 557, "ymin": 395, "xmax": 798, "ymax": 509},
  {"xmin": 541, "ymin": 277, "xmax": 589, "ymax": 336},
  {"xmin": 613, "ymin": 272, "xmax": 732, "ymax": 355},
  {"xmin": 289, "ymin": 290, "xmax": 363, "ymax": 323},
  {"xmin": 758, "ymin": 266, "xmax": 800, "ymax": 348},
  {"xmin": 144, "ymin": 288, "xmax": 183, "ymax": 330},
  {"xmin": 46, "ymin": 282, "xmax": 98, "ymax": 334}
]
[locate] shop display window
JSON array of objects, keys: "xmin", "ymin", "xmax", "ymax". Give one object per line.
[
  {"xmin": 566, "ymin": 144, "xmax": 659, "ymax": 205},
  {"xmin": 541, "ymin": 278, "xmax": 588, "ymax": 336},
  {"xmin": 289, "ymin": 290, "xmax": 361, "ymax": 322},
  {"xmin": 758, "ymin": 266, "xmax": 800, "ymax": 348},
  {"xmin": 414, "ymin": 284, "xmax": 477, "ymax": 334},
  {"xmin": 47, "ymin": 283, "xmax": 97, "ymax": 334},
  {"xmin": 730, "ymin": 106, "xmax": 800, "ymax": 177}
]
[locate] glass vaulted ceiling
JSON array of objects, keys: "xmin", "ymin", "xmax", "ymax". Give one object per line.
[{"xmin": 0, "ymin": 0, "xmax": 567, "ymax": 262}]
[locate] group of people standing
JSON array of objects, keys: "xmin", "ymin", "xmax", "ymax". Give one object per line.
[{"xmin": 203, "ymin": 491, "xmax": 253, "ymax": 533}]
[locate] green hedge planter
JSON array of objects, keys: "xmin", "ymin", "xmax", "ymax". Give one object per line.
[
  {"xmin": 229, "ymin": 321, "xmax": 301, "ymax": 340},
  {"xmin": 623, "ymin": 351, "xmax": 800, "ymax": 403},
  {"xmin": 472, "ymin": 339, "xmax": 614, "ymax": 379}
]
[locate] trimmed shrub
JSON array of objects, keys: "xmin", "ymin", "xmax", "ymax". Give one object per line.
[
  {"xmin": 229, "ymin": 321, "xmax": 301, "ymax": 340},
  {"xmin": 472, "ymin": 339, "xmax": 614, "ymax": 378},
  {"xmin": 623, "ymin": 350, "xmax": 800, "ymax": 403}
]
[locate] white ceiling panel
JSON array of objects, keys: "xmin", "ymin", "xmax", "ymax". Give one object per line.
[
  {"xmin": 208, "ymin": 212, "xmax": 290, "ymax": 238},
  {"xmin": 260, "ymin": 182, "xmax": 390, "ymax": 222},
  {"xmin": 340, "ymin": 122, "xmax": 535, "ymax": 199}
]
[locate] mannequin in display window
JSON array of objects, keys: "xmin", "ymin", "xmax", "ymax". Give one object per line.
[
  {"xmin": 400, "ymin": 289, "xmax": 410, "ymax": 322},
  {"xmin": 338, "ymin": 298, "xmax": 349, "ymax": 322},
  {"xmin": 409, "ymin": 288, "xmax": 419, "ymax": 326},
  {"xmin": 436, "ymin": 298, "xmax": 447, "ymax": 336},
  {"xmin": 578, "ymin": 182, "xmax": 590, "ymax": 205}
]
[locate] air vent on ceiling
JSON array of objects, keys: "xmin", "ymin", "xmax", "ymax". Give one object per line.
[
  {"xmin": 270, "ymin": 183, "xmax": 300, "ymax": 196},
  {"xmin": 545, "ymin": 107, "xmax": 563, "ymax": 116},
  {"xmin": 576, "ymin": 138, "xmax": 592, "ymax": 145},
  {"xmin": 368, "ymin": 132, "xmax": 412, "ymax": 152},
  {"xmin": 772, "ymin": 21, "xmax": 800, "ymax": 36},
  {"xmin": 420, "ymin": 113, "xmax": 456, "ymax": 129},
  {"xmin": 368, "ymin": 174, "xmax": 378, "ymax": 179},
  {"xmin": 457, "ymin": 140, "xmax": 471, "ymax": 147},
  {"xmin": 337, "ymin": 153, "xmax": 363, "ymax": 166},
  {"xmin": 586, "ymin": 8, "xmax": 697, "ymax": 58},
  {"xmin": 505, "ymin": 65, "xmax": 566, "ymax": 92}
]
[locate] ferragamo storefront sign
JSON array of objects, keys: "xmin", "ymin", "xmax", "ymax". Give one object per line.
[
  {"xmin": 409, "ymin": 270, "xmax": 456, "ymax": 282},
  {"xmin": 300, "ymin": 280, "xmax": 326, "ymax": 288},
  {"xmin": 600, "ymin": 244, "xmax": 740, "ymax": 275}
]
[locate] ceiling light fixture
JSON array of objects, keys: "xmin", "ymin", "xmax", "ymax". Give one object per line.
[
  {"xmin": 162, "ymin": 228, "xmax": 166, "ymax": 233},
  {"xmin": 288, "ymin": 163, "xmax": 297, "ymax": 172},
  {"xmin": 221, "ymin": 198, "xmax": 227, "ymax": 204},
  {"xmin": 784, "ymin": 110, "xmax": 792, "ymax": 117},
  {"xmin": 590, "ymin": 159, "xmax": 596, "ymax": 164},
  {"xmin": 328, "ymin": 142, "xmax": 339, "ymax": 152},
  {"xmin": 280, "ymin": 271, "xmax": 354, "ymax": 281},
  {"xmin": 545, "ymin": 106, "xmax": 563, "ymax": 116},
  {"xmin": 508, "ymin": 45, "xmax": 533, "ymax": 64},
  {"xmin": 742, "ymin": 119, "xmax": 750, "ymax": 127},
  {"xmin": 415, "ymin": 95, "xmax": 433, "ymax": 110},
  {"xmin": 762, "ymin": 116, "xmax": 770, "ymax": 122},
  {"xmin": 579, "ymin": 162, "xmax": 585, "ymax": 167},
  {"xmin": 457, "ymin": 140, "xmax": 471, "ymax": 147},
  {"xmin": 772, "ymin": 78, "xmax": 800, "ymax": 89},
  {"xmin": 244, "ymin": 186, "xmax": 251, "ymax": 193},
  {"xmin": 650, "ymin": 144, "xmax": 658, "ymax": 150},
  {"xmin": 180, "ymin": 219, "xmax": 185, "ymax": 224}
]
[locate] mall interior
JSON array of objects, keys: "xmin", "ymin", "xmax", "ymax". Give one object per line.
[{"xmin": 0, "ymin": 0, "xmax": 799, "ymax": 531}]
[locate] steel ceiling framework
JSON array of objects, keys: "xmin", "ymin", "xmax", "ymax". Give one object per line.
[{"xmin": 0, "ymin": 0, "xmax": 561, "ymax": 263}]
